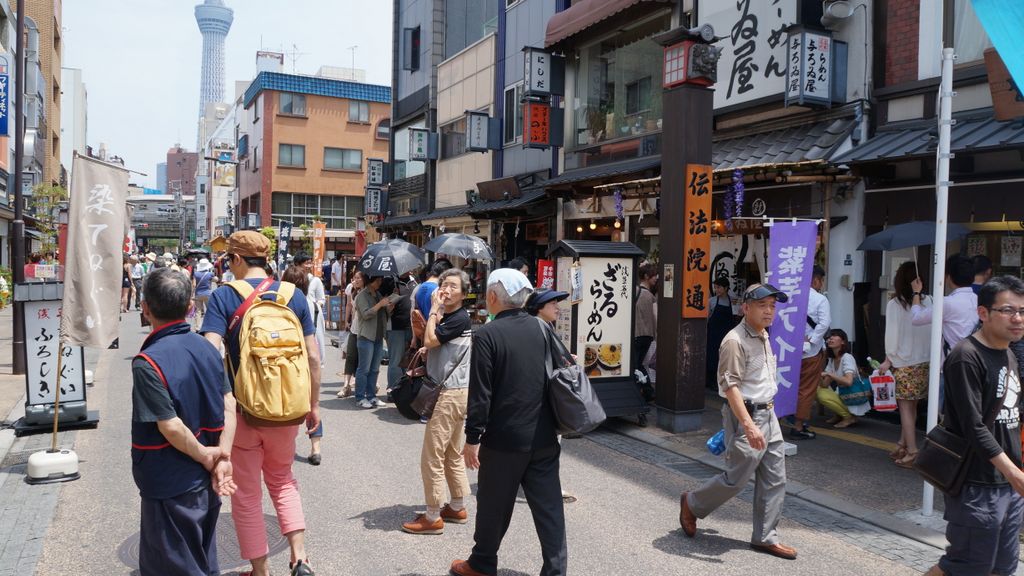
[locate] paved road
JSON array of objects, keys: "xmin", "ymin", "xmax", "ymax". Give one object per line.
[{"xmin": 0, "ymin": 316, "xmax": 980, "ymax": 575}]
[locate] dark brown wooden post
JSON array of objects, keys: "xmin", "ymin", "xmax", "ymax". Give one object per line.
[{"xmin": 654, "ymin": 26, "xmax": 720, "ymax": 432}]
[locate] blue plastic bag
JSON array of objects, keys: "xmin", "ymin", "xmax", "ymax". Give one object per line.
[{"xmin": 706, "ymin": 429, "xmax": 726, "ymax": 455}]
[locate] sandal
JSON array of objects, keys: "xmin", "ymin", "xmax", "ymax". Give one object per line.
[
  {"xmin": 834, "ymin": 416, "xmax": 858, "ymax": 429},
  {"xmin": 889, "ymin": 444, "xmax": 907, "ymax": 461},
  {"xmin": 826, "ymin": 415, "xmax": 842, "ymax": 426},
  {"xmin": 895, "ymin": 451, "xmax": 918, "ymax": 469}
]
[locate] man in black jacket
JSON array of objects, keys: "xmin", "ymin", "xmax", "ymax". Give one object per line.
[
  {"xmin": 449, "ymin": 269, "xmax": 565, "ymax": 576},
  {"xmin": 926, "ymin": 276, "xmax": 1024, "ymax": 576}
]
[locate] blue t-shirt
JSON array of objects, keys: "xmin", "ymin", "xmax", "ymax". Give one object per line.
[
  {"xmin": 201, "ymin": 278, "xmax": 315, "ymax": 385},
  {"xmin": 194, "ymin": 271, "xmax": 214, "ymax": 297},
  {"xmin": 415, "ymin": 281, "xmax": 438, "ymax": 315}
]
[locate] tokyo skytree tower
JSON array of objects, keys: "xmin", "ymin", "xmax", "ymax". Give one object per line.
[{"xmin": 195, "ymin": 0, "xmax": 233, "ymax": 114}]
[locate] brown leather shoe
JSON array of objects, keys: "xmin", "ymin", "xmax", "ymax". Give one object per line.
[
  {"xmin": 449, "ymin": 559, "xmax": 489, "ymax": 576},
  {"xmin": 401, "ymin": 514, "xmax": 444, "ymax": 535},
  {"xmin": 923, "ymin": 565, "xmax": 945, "ymax": 576},
  {"xmin": 679, "ymin": 492, "xmax": 697, "ymax": 537},
  {"xmin": 441, "ymin": 504, "xmax": 468, "ymax": 524},
  {"xmin": 750, "ymin": 542, "xmax": 798, "ymax": 560}
]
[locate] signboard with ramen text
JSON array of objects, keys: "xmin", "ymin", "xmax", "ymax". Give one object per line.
[{"xmin": 577, "ymin": 257, "xmax": 632, "ymax": 380}]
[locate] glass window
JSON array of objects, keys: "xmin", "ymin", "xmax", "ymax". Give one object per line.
[
  {"xmin": 440, "ymin": 117, "xmax": 468, "ymax": 159},
  {"xmin": 376, "ymin": 118, "xmax": 390, "ymax": 140},
  {"xmin": 279, "ymin": 93, "xmax": 306, "ymax": 116},
  {"xmin": 403, "ymin": 27, "xmax": 421, "ymax": 71},
  {"xmin": 271, "ymin": 192, "xmax": 291, "ymax": 215},
  {"xmin": 252, "ymin": 146, "xmax": 259, "ymax": 171},
  {"xmin": 572, "ymin": 12, "xmax": 670, "ymax": 149},
  {"xmin": 504, "ymin": 84, "xmax": 523, "ymax": 145},
  {"xmin": 278, "ymin": 144, "xmax": 305, "ymax": 167},
  {"xmin": 324, "ymin": 147, "xmax": 362, "ymax": 171},
  {"xmin": 954, "ymin": 0, "xmax": 993, "ymax": 63},
  {"xmin": 349, "ymin": 100, "xmax": 369, "ymax": 123}
]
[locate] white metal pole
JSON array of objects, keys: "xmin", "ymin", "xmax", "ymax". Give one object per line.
[{"xmin": 922, "ymin": 47, "xmax": 956, "ymax": 516}]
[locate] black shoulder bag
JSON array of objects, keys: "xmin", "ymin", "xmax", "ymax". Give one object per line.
[
  {"xmin": 539, "ymin": 318, "xmax": 607, "ymax": 435},
  {"xmin": 913, "ymin": 350, "xmax": 1012, "ymax": 497},
  {"xmin": 409, "ymin": 344, "xmax": 470, "ymax": 420}
]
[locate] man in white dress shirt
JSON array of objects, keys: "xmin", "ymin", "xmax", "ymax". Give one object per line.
[{"xmin": 791, "ymin": 265, "xmax": 831, "ymax": 440}]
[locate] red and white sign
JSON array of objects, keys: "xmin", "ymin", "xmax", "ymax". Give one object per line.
[
  {"xmin": 537, "ymin": 259, "xmax": 555, "ymax": 289},
  {"xmin": 870, "ymin": 373, "xmax": 897, "ymax": 412}
]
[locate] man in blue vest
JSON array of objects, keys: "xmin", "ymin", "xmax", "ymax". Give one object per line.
[{"xmin": 132, "ymin": 267, "xmax": 237, "ymax": 576}]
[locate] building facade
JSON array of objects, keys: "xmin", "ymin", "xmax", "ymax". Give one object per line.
[
  {"xmin": 15, "ymin": 0, "xmax": 62, "ymax": 186},
  {"xmin": 166, "ymin": 145, "xmax": 199, "ymax": 198},
  {"xmin": 236, "ymin": 71, "xmax": 390, "ymax": 255},
  {"xmin": 59, "ymin": 66, "xmax": 86, "ymax": 175}
]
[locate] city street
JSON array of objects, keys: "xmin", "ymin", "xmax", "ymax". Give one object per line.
[{"xmin": 0, "ymin": 315, "xmax": 989, "ymax": 576}]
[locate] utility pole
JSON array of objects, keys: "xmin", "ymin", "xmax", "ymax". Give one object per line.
[
  {"xmin": 12, "ymin": 0, "xmax": 26, "ymax": 374},
  {"xmin": 348, "ymin": 45, "xmax": 358, "ymax": 80}
]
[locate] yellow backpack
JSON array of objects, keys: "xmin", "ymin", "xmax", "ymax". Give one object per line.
[{"xmin": 227, "ymin": 279, "xmax": 311, "ymax": 426}]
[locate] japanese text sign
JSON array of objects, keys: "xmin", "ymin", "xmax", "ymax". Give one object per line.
[
  {"xmin": 537, "ymin": 259, "xmax": 555, "ymax": 289},
  {"xmin": 26, "ymin": 300, "xmax": 85, "ymax": 405},
  {"xmin": 786, "ymin": 29, "xmax": 832, "ymax": 106},
  {"xmin": 578, "ymin": 257, "xmax": 632, "ymax": 380},
  {"xmin": 467, "ymin": 111, "xmax": 489, "ymax": 152},
  {"xmin": 61, "ymin": 155, "xmax": 130, "ymax": 348},
  {"xmin": 524, "ymin": 47, "xmax": 551, "ymax": 96},
  {"xmin": 683, "ymin": 164, "xmax": 712, "ymax": 319},
  {"xmin": 0, "ymin": 74, "xmax": 9, "ymax": 136},
  {"xmin": 409, "ymin": 128, "xmax": 430, "ymax": 161},
  {"xmin": 277, "ymin": 220, "xmax": 293, "ymax": 274},
  {"xmin": 367, "ymin": 158, "xmax": 385, "ymax": 186},
  {"xmin": 365, "ymin": 187, "xmax": 383, "ymax": 215},
  {"xmin": 767, "ymin": 220, "xmax": 817, "ymax": 417},
  {"xmin": 524, "ymin": 101, "xmax": 551, "ymax": 149},
  {"xmin": 312, "ymin": 221, "xmax": 327, "ymax": 277},
  {"xmin": 699, "ymin": 0, "xmax": 797, "ymax": 110}
]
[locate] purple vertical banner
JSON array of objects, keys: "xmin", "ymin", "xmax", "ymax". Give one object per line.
[{"xmin": 767, "ymin": 221, "xmax": 818, "ymax": 418}]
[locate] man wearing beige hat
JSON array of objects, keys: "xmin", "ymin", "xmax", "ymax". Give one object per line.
[{"xmin": 200, "ymin": 230, "xmax": 320, "ymax": 576}]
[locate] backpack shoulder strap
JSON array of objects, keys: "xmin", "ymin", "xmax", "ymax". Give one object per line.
[
  {"xmin": 276, "ymin": 281, "xmax": 296, "ymax": 305},
  {"xmin": 228, "ymin": 277, "xmax": 274, "ymax": 332}
]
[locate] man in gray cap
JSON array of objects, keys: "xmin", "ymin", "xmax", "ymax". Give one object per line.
[{"xmin": 679, "ymin": 283, "xmax": 797, "ymax": 560}]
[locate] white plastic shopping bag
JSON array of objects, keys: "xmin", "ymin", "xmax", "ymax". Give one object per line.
[{"xmin": 869, "ymin": 370, "xmax": 897, "ymax": 412}]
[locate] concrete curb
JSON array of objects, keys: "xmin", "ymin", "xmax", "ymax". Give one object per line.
[{"xmin": 608, "ymin": 424, "xmax": 949, "ymax": 551}]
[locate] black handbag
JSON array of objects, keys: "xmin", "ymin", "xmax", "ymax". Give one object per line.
[
  {"xmin": 913, "ymin": 350, "xmax": 1011, "ymax": 497},
  {"xmin": 410, "ymin": 345, "xmax": 469, "ymax": 420},
  {"xmin": 539, "ymin": 319, "xmax": 607, "ymax": 435},
  {"xmin": 392, "ymin": 349, "xmax": 429, "ymax": 420}
]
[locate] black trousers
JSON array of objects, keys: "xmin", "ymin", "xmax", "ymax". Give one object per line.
[{"xmin": 469, "ymin": 443, "xmax": 567, "ymax": 576}]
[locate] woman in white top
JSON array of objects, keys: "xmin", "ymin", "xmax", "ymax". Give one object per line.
[
  {"xmin": 818, "ymin": 328, "xmax": 864, "ymax": 429},
  {"xmin": 293, "ymin": 252, "xmax": 326, "ymax": 367},
  {"xmin": 879, "ymin": 261, "xmax": 932, "ymax": 468}
]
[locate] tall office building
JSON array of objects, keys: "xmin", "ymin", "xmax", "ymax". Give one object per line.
[{"xmin": 194, "ymin": 0, "xmax": 233, "ymax": 115}]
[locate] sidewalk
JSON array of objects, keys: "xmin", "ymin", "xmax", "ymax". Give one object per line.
[
  {"xmin": 0, "ymin": 307, "xmax": 24, "ymax": 425},
  {"xmin": 609, "ymin": 392, "xmax": 952, "ymax": 550}
]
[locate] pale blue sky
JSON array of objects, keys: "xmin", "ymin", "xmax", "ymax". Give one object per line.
[{"xmin": 62, "ymin": 0, "xmax": 393, "ymax": 188}]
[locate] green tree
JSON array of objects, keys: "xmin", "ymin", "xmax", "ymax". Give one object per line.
[
  {"xmin": 259, "ymin": 226, "xmax": 277, "ymax": 259},
  {"xmin": 297, "ymin": 221, "xmax": 315, "ymax": 255},
  {"xmin": 29, "ymin": 184, "xmax": 69, "ymax": 256}
]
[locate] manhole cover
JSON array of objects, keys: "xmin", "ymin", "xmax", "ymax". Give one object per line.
[{"xmin": 117, "ymin": 513, "xmax": 289, "ymax": 571}]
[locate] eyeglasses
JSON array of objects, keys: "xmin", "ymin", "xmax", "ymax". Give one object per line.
[{"xmin": 989, "ymin": 306, "xmax": 1024, "ymax": 319}]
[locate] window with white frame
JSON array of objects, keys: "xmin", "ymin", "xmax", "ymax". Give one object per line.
[
  {"xmin": 349, "ymin": 100, "xmax": 370, "ymax": 123},
  {"xmin": 324, "ymin": 147, "xmax": 362, "ymax": 171},
  {"xmin": 376, "ymin": 118, "xmax": 390, "ymax": 140},
  {"xmin": 953, "ymin": 0, "xmax": 993, "ymax": 63},
  {"xmin": 278, "ymin": 144, "xmax": 305, "ymax": 168},
  {"xmin": 503, "ymin": 83, "xmax": 523, "ymax": 145},
  {"xmin": 279, "ymin": 93, "xmax": 306, "ymax": 116}
]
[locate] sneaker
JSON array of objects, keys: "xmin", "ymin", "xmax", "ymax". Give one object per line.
[
  {"xmin": 789, "ymin": 427, "xmax": 816, "ymax": 440},
  {"xmin": 289, "ymin": 559, "xmax": 315, "ymax": 576},
  {"xmin": 440, "ymin": 504, "xmax": 468, "ymax": 524},
  {"xmin": 358, "ymin": 399, "xmax": 373, "ymax": 409},
  {"xmin": 419, "ymin": 416, "xmax": 429, "ymax": 424},
  {"xmin": 401, "ymin": 514, "xmax": 444, "ymax": 535},
  {"xmin": 369, "ymin": 398, "xmax": 384, "ymax": 407}
]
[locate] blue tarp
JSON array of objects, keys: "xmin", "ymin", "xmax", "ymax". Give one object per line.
[{"xmin": 972, "ymin": 0, "xmax": 1024, "ymax": 93}]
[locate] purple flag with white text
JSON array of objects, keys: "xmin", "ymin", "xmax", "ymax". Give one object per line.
[{"xmin": 767, "ymin": 221, "xmax": 818, "ymax": 418}]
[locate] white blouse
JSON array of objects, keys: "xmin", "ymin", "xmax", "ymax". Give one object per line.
[{"xmin": 884, "ymin": 296, "xmax": 932, "ymax": 368}]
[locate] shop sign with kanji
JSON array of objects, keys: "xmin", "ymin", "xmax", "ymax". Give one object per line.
[
  {"xmin": 682, "ymin": 163, "xmax": 712, "ymax": 319},
  {"xmin": 578, "ymin": 258, "xmax": 632, "ymax": 380},
  {"xmin": 25, "ymin": 301, "xmax": 85, "ymax": 406}
]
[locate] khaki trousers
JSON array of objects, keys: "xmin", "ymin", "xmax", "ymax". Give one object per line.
[
  {"xmin": 796, "ymin": 350, "xmax": 826, "ymax": 422},
  {"xmin": 421, "ymin": 387, "xmax": 471, "ymax": 509}
]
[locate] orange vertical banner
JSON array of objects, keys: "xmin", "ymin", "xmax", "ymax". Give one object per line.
[
  {"xmin": 312, "ymin": 221, "xmax": 327, "ymax": 277},
  {"xmin": 682, "ymin": 163, "xmax": 712, "ymax": 318}
]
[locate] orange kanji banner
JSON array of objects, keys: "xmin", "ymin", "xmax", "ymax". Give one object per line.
[
  {"xmin": 682, "ymin": 163, "xmax": 712, "ymax": 319},
  {"xmin": 312, "ymin": 221, "xmax": 327, "ymax": 277}
]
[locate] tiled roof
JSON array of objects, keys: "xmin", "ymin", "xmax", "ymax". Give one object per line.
[
  {"xmin": 243, "ymin": 71, "xmax": 391, "ymax": 108},
  {"xmin": 468, "ymin": 188, "xmax": 549, "ymax": 215},
  {"xmin": 713, "ymin": 118, "xmax": 857, "ymax": 172},
  {"xmin": 831, "ymin": 109, "xmax": 1024, "ymax": 164},
  {"xmin": 544, "ymin": 156, "xmax": 662, "ymax": 188}
]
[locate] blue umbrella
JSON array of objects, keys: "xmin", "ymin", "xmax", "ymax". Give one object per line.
[{"xmin": 857, "ymin": 221, "xmax": 971, "ymax": 251}]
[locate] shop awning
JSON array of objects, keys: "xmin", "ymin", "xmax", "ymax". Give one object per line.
[
  {"xmin": 380, "ymin": 204, "xmax": 471, "ymax": 228},
  {"xmin": 832, "ymin": 109, "xmax": 1024, "ymax": 164},
  {"xmin": 468, "ymin": 188, "xmax": 549, "ymax": 216},
  {"xmin": 544, "ymin": 156, "xmax": 661, "ymax": 190},
  {"xmin": 713, "ymin": 118, "xmax": 857, "ymax": 173},
  {"xmin": 544, "ymin": 0, "xmax": 672, "ymax": 49}
]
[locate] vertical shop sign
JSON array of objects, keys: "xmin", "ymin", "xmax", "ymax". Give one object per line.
[
  {"xmin": 466, "ymin": 111, "xmax": 490, "ymax": 152},
  {"xmin": 409, "ymin": 128, "xmax": 430, "ymax": 161},
  {"xmin": 1002, "ymin": 236, "xmax": 1022, "ymax": 267},
  {"xmin": 766, "ymin": 220, "xmax": 817, "ymax": 417},
  {"xmin": 579, "ymin": 258, "xmax": 632, "ymax": 379},
  {"xmin": 26, "ymin": 300, "xmax": 86, "ymax": 405},
  {"xmin": 312, "ymin": 221, "xmax": 327, "ymax": 277},
  {"xmin": 682, "ymin": 163, "xmax": 712, "ymax": 318},
  {"xmin": 0, "ymin": 72, "xmax": 9, "ymax": 136},
  {"xmin": 524, "ymin": 101, "xmax": 551, "ymax": 149},
  {"xmin": 785, "ymin": 29, "xmax": 832, "ymax": 106},
  {"xmin": 537, "ymin": 258, "xmax": 555, "ymax": 289},
  {"xmin": 277, "ymin": 220, "xmax": 293, "ymax": 274},
  {"xmin": 367, "ymin": 158, "xmax": 385, "ymax": 186}
]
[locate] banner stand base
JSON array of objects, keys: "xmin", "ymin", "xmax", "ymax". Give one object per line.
[
  {"xmin": 13, "ymin": 411, "xmax": 100, "ymax": 437},
  {"xmin": 25, "ymin": 449, "xmax": 81, "ymax": 485}
]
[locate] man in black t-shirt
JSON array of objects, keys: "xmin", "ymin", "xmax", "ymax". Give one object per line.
[{"xmin": 929, "ymin": 276, "xmax": 1024, "ymax": 576}]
